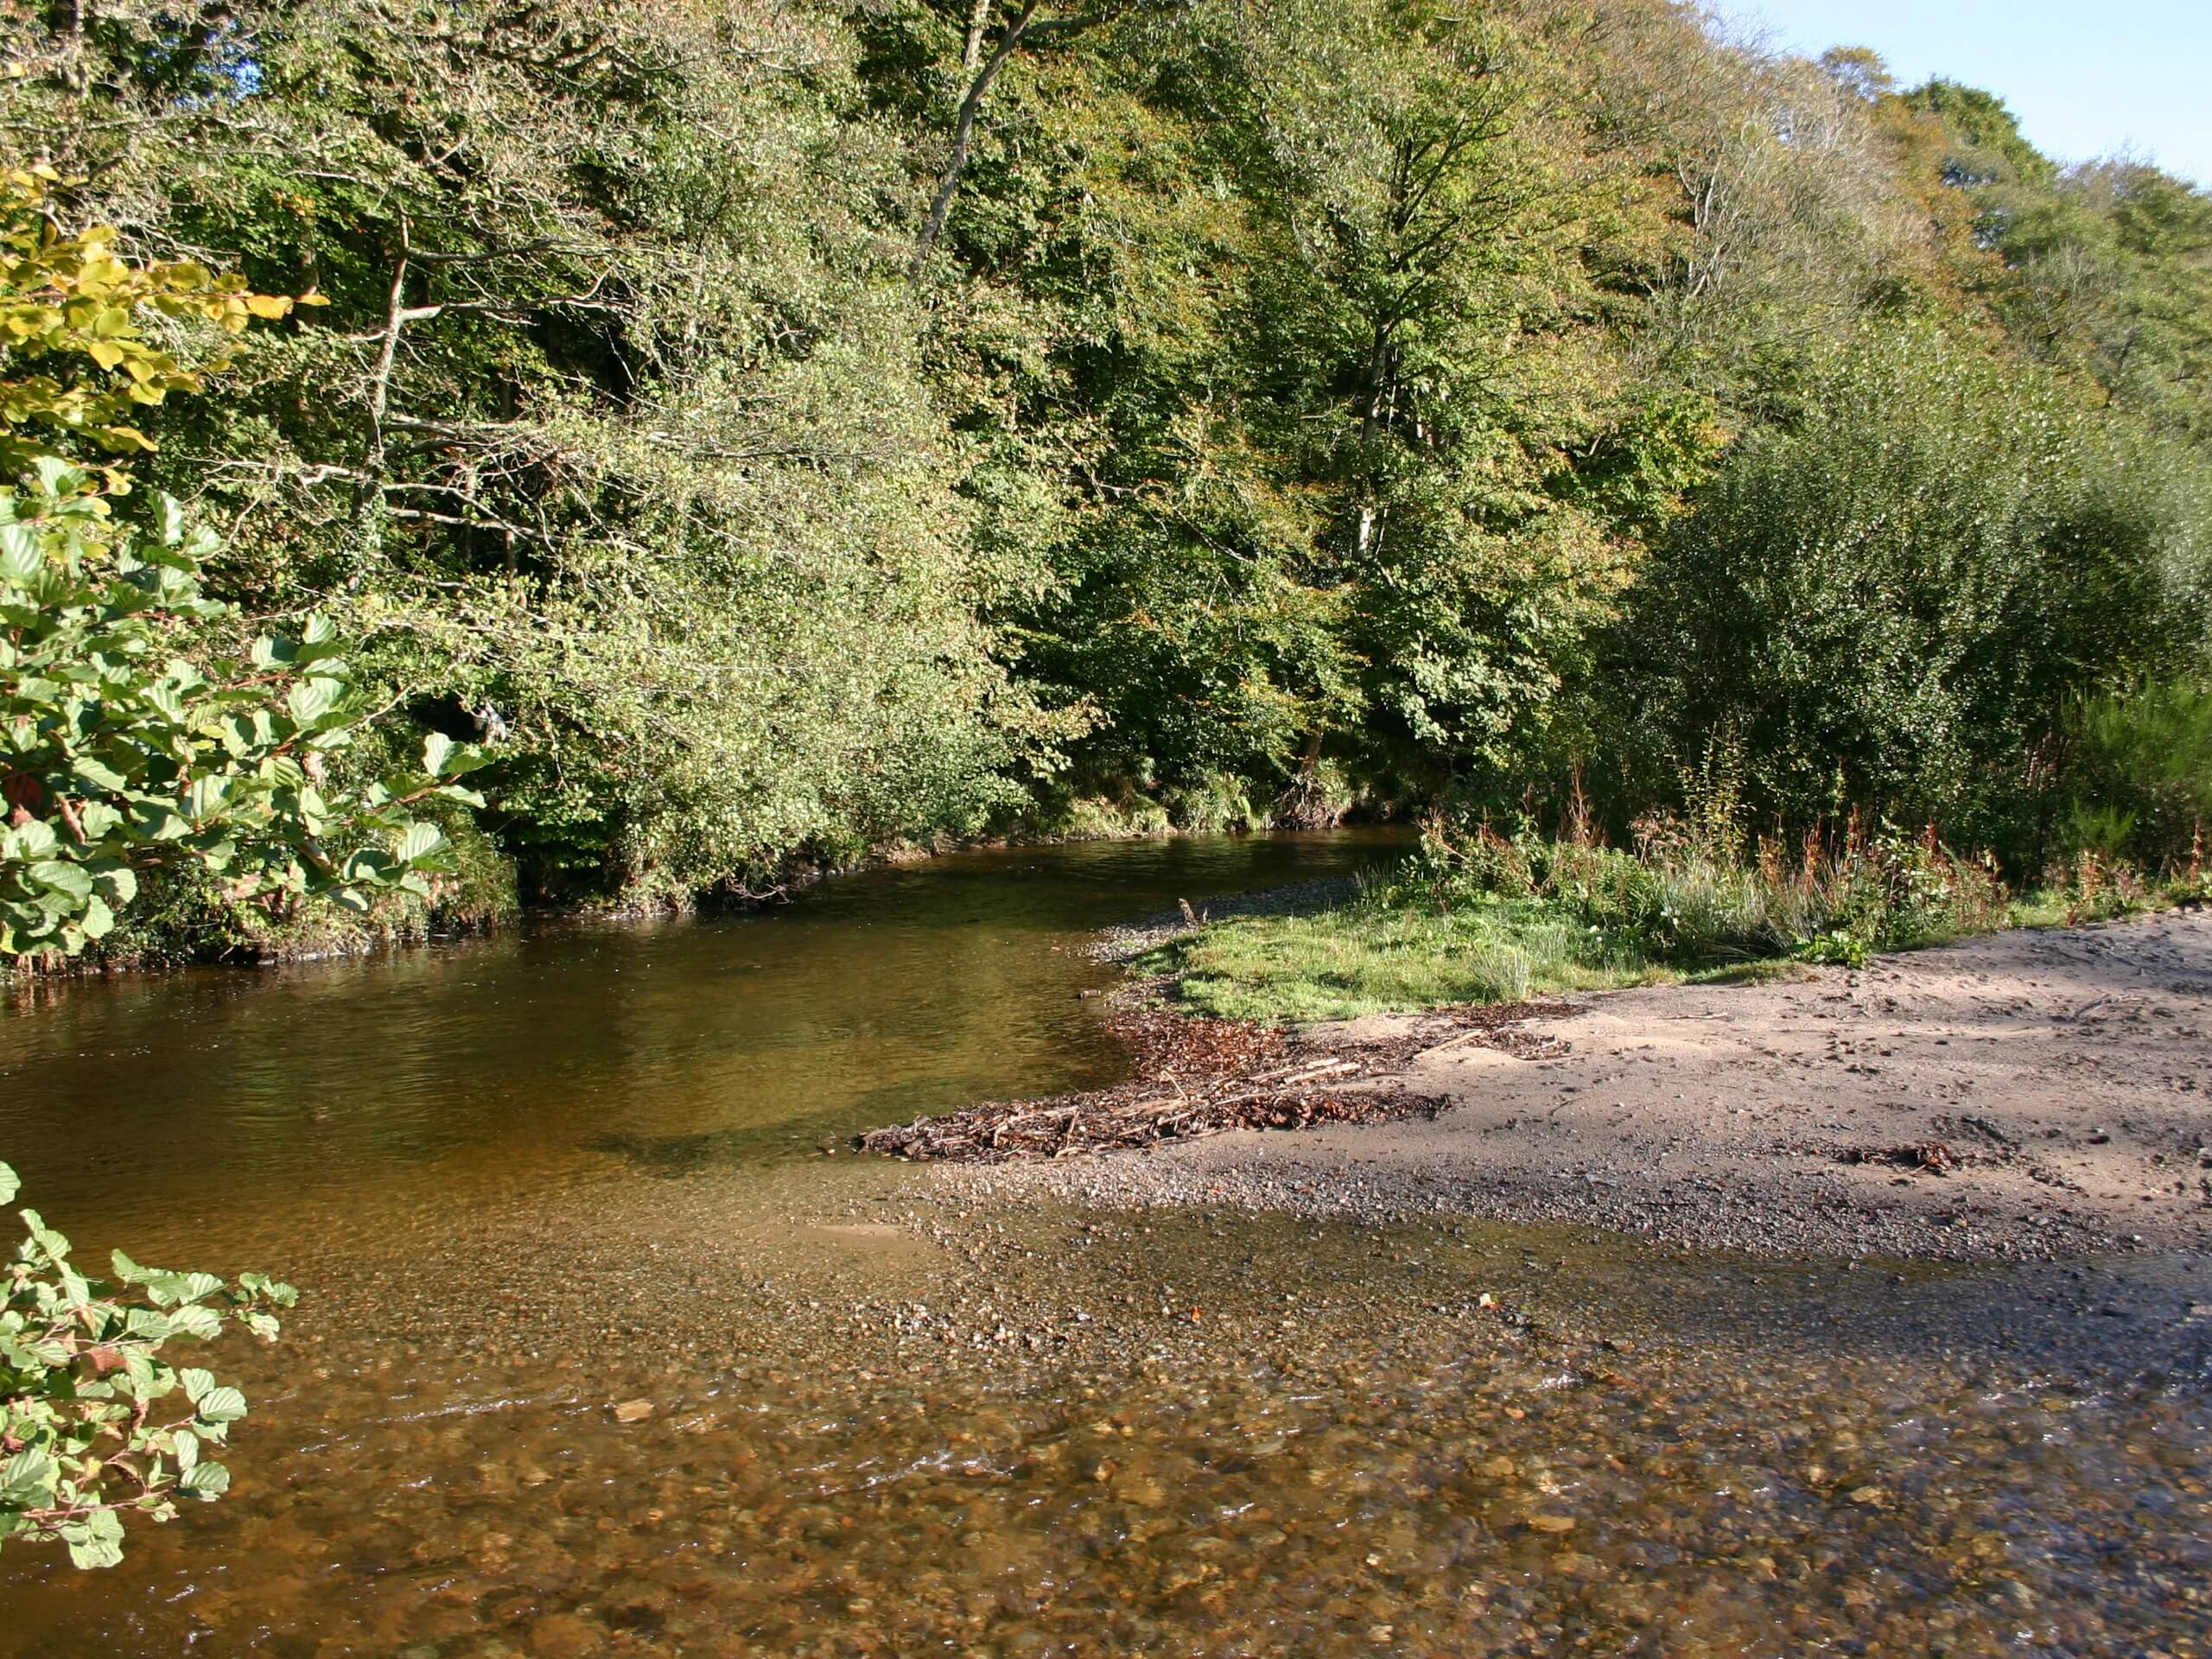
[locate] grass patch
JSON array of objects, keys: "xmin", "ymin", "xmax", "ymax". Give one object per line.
[
  {"xmin": 1141, "ymin": 815, "xmax": 2205, "ymax": 1026},
  {"xmin": 1144, "ymin": 892, "xmax": 1685, "ymax": 1023}
]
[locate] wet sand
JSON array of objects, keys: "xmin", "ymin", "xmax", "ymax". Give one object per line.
[{"xmin": 973, "ymin": 907, "xmax": 2212, "ymax": 1261}]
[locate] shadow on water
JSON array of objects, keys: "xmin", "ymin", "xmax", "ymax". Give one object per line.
[
  {"xmin": 582, "ymin": 1094, "xmax": 946, "ymax": 1173},
  {"xmin": 581, "ymin": 1126, "xmax": 791, "ymax": 1174}
]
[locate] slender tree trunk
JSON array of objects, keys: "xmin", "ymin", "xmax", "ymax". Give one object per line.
[
  {"xmin": 1355, "ymin": 322, "xmax": 1394, "ymax": 556},
  {"xmin": 912, "ymin": 0, "xmax": 1041, "ymax": 276},
  {"xmin": 362, "ymin": 249, "xmax": 411, "ymax": 493},
  {"xmin": 962, "ymin": 0, "xmax": 994, "ymax": 71}
]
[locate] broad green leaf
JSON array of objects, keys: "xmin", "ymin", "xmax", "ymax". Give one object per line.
[
  {"xmin": 178, "ymin": 1461, "xmax": 230, "ymax": 1500},
  {"xmin": 0, "ymin": 1449, "xmax": 57, "ymax": 1503},
  {"xmin": 31, "ymin": 457, "xmax": 83, "ymax": 494},
  {"xmin": 124, "ymin": 1306, "xmax": 173, "ymax": 1342},
  {"xmin": 166, "ymin": 1303, "xmax": 221, "ymax": 1340},
  {"xmin": 285, "ymin": 677, "xmax": 335, "ymax": 727},
  {"xmin": 122, "ymin": 1348, "xmax": 156, "ymax": 1398},
  {"xmin": 250, "ymin": 633, "xmax": 297, "ymax": 670},
  {"xmin": 394, "ymin": 823, "xmax": 446, "ymax": 865},
  {"xmin": 28, "ymin": 859, "xmax": 93, "ymax": 899},
  {"xmin": 71, "ymin": 754, "xmax": 130, "ymax": 792},
  {"xmin": 66, "ymin": 1534, "xmax": 124, "ymax": 1571},
  {"xmin": 184, "ymin": 777, "xmax": 231, "ymax": 822},
  {"xmin": 340, "ymin": 847, "xmax": 395, "ymax": 884},
  {"xmin": 0, "ymin": 522, "xmax": 39, "ymax": 582},
  {"xmin": 194, "ymin": 1386, "xmax": 247, "ymax": 1426},
  {"xmin": 76, "ymin": 801, "xmax": 122, "ymax": 840},
  {"xmin": 89, "ymin": 865, "xmax": 137, "ymax": 907},
  {"xmin": 144, "ymin": 680, "xmax": 187, "ymax": 724}
]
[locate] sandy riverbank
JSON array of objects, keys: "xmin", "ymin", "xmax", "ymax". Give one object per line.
[{"xmin": 938, "ymin": 906, "xmax": 2212, "ymax": 1261}]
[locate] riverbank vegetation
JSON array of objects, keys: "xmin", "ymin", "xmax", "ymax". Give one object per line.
[
  {"xmin": 1153, "ymin": 810, "xmax": 2207, "ymax": 1022},
  {"xmin": 2, "ymin": 0, "xmax": 2209, "ymax": 966},
  {"xmin": 0, "ymin": 175, "xmax": 475, "ymax": 1565}
]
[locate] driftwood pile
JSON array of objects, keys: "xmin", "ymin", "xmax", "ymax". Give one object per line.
[
  {"xmin": 1837, "ymin": 1141, "xmax": 1962, "ymax": 1173},
  {"xmin": 855, "ymin": 1000, "xmax": 1571, "ymax": 1164}
]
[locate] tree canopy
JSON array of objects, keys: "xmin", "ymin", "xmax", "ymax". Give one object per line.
[{"xmin": 2, "ymin": 0, "xmax": 2204, "ymax": 949}]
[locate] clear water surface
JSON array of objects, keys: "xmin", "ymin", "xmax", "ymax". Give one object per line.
[{"xmin": 0, "ymin": 831, "xmax": 2205, "ymax": 1657}]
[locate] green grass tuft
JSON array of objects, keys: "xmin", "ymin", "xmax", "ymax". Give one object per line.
[
  {"xmin": 1146, "ymin": 893, "xmax": 1681, "ymax": 1023},
  {"xmin": 1144, "ymin": 817, "xmax": 2203, "ymax": 1026}
]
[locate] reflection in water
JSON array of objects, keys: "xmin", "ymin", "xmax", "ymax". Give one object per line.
[
  {"xmin": 0, "ymin": 831, "xmax": 2208, "ymax": 1656},
  {"xmin": 0, "ymin": 831, "xmax": 1404, "ymax": 1262}
]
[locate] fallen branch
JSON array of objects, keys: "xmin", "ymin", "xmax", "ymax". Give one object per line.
[{"xmin": 855, "ymin": 999, "xmax": 1574, "ymax": 1164}]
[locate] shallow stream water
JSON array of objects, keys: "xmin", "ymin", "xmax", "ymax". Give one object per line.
[{"xmin": 0, "ymin": 832, "xmax": 2207, "ymax": 1656}]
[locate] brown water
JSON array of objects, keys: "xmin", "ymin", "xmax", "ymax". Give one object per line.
[{"xmin": 1, "ymin": 832, "xmax": 2209, "ymax": 1657}]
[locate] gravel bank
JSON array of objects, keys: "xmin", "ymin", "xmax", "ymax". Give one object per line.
[{"xmin": 953, "ymin": 905, "xmax": 2212, "ymax": 1262}]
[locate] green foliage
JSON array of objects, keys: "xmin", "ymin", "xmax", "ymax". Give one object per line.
[
  {"xmin": 1411, "ymin": 809, "xmax": 2011, "ymax": 969},
  {"xmin": 1153, "ymin": 892, "xmax": 1648, "ymax": 1023},
  {"xmin": 0, "ymin": 459, "xmax": 490, "ymax": 953},
  {"xmin": 2064, "ymin": 678, "xmax": 2212, "ymax": 862},
  {"xmin": 914, "ymin": 0, "xmax": 1719, "ymax": 811},
  {"xmin": 1612, "ymin": 326, "xmax": 2211, "ymax": 861},
  {"xmin": 4, "ymin": 3, "xmax": 1066, "ymax": 910},
  {"xmin": 1, "ymin": 4, "xmax": 2206, "ymax": 912},
  {"xmin": 0, "ymin": 173, "xmax": 485, "ymax": 958},
  {"xmin": 1910, "ymin": 118, "xmax": 2212, "ymax": 447},
  {"xmin": 0, "ymin": 1160, "xmax": 294, "ymax": 1568},
  {"xmin": 1903, "ymin": 79, "xmax": 2056, "ymax": 189},
  {"xmin": 1792, "ymin": 930, "xmax": 1869, "ymax": 969},
  {"xmin": 1160, "ymin": 807, "xmax": 2193, "ymax": 1024},
  {"xmin": 0, "ymin": 166, "xmax": 309, "ymax": 461}
]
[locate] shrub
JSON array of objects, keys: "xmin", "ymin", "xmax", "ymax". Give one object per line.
[
  {"xmin": 2064, "ymin": 677, "xmax": 2212, "ymax": 866},
  {"xmin": 1613, "ymin": 325, "xmax": 2212, "ymax": 861},
  {"xmin": 1409, "ymin": 805, "xmax": 2010, "ymax": 967},
  {"xmin": 1, "ymin": 168, "xmax": 483, "ymax": 962},
  {"xmin": 0, "ymin": 169, "xmax": 482, "ymax": 1572}
]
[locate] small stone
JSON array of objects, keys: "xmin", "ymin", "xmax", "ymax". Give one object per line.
[
  {"xmin": 527, "ymin": 1614, "xmax": 602, "ymax": 1659},
  {"xmin": 612, "ymin": 1399, "xmax": 652, "ymax": 1424}
]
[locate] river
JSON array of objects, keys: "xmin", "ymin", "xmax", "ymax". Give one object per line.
[{"xmin": 0, "ymin": 832, "xmax": 2206, "ymax": 1656}]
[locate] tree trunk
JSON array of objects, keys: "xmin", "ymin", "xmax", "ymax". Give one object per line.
[
  {"xmin": 962, "ymin": 0, "xmax": 994, "ymax": 71},
  {"xmin": 911, "ymin": 0, "xmax": 1041, "ymax": 276}
]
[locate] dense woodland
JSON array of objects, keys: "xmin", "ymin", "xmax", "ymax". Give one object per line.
[{"xmin": 4, "ymin": 0, "xmax": 2209, "ymax": 951}]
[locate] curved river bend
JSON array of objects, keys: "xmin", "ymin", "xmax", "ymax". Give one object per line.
[{"xmin": 1, "ymin": 832, "xmax": 2206, "ymax": 1656}]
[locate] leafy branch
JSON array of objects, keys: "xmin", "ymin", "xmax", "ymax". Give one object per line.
[{"xmin": 0, "ymin": 1160, "xmax": 295, "ymax": 1569}]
